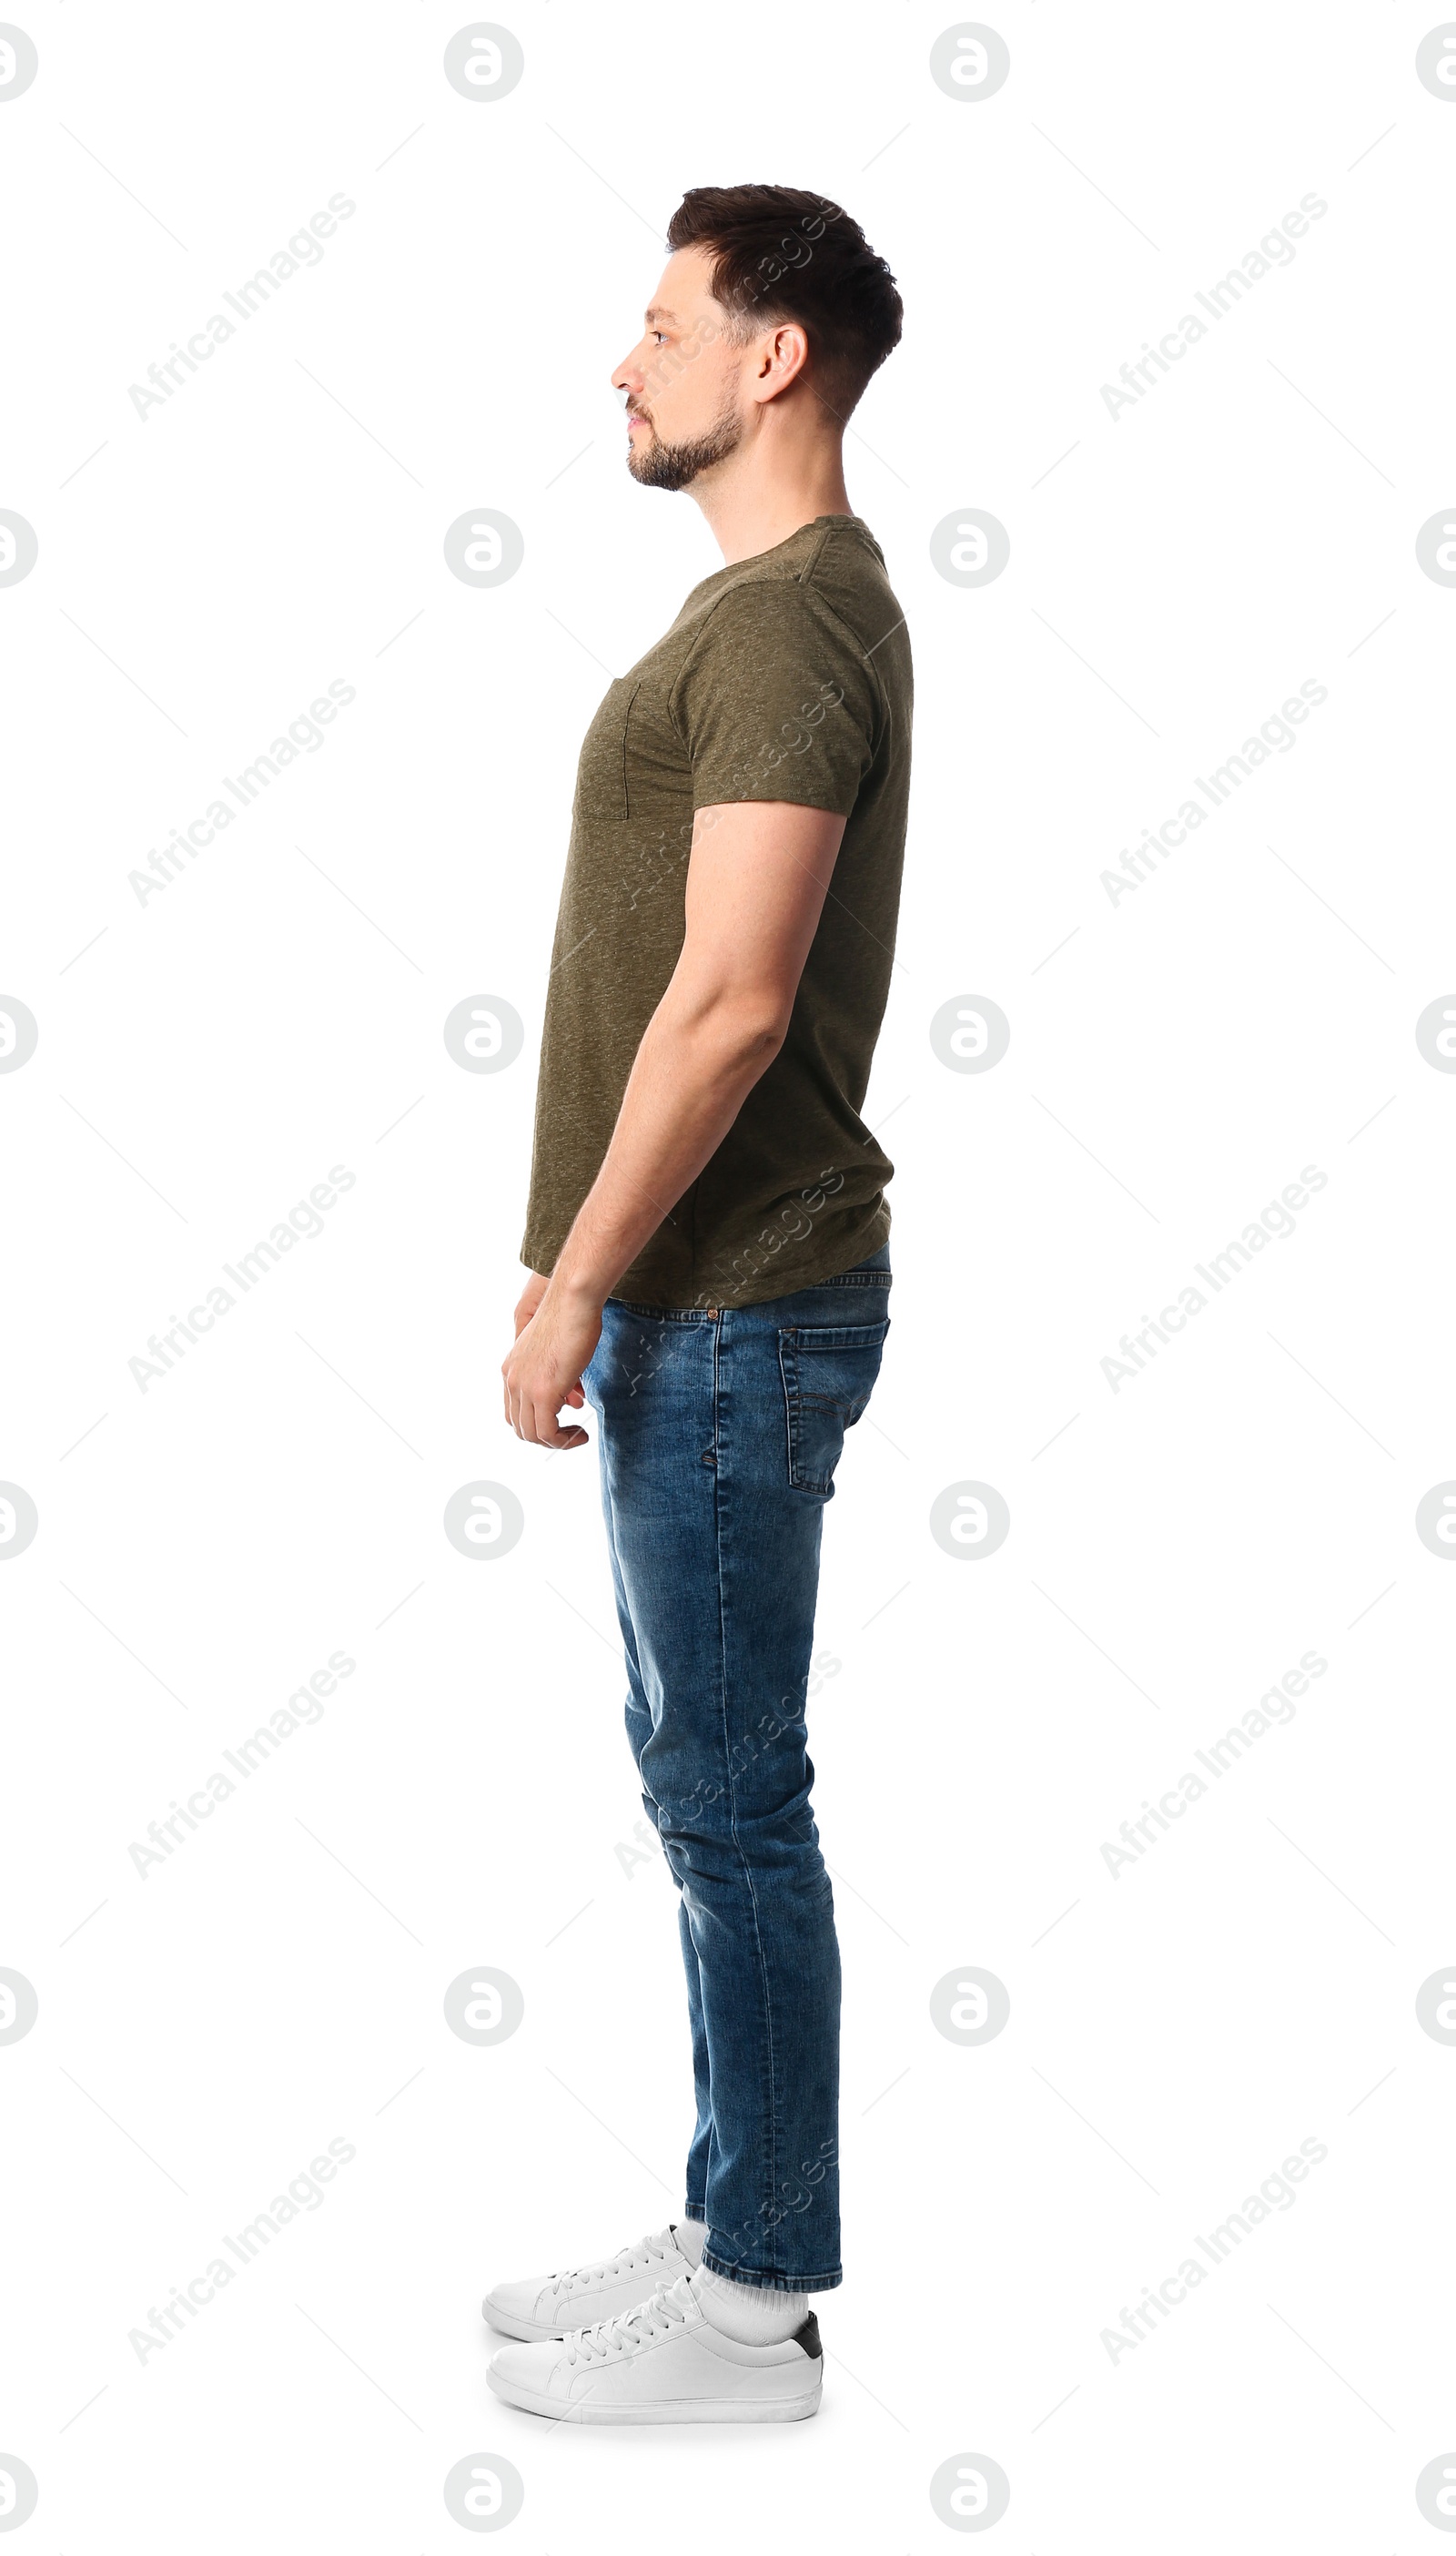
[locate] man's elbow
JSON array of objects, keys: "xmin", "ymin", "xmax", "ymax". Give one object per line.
[
  {"xmin": 725, "ymin": 994, "xmax": 793, "ymax": 1069},
  {"xmin": 730, "ymin": 1007, "xmax": 786, "ymax": 1068},
  {"xmin": 674, "ymin": 988, "xmax": 791, "ymax": 1073}
]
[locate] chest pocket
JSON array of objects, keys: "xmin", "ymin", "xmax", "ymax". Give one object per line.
[{"xmin": 572, "ymin": 677, "xmax": 641, "ymax": 823}]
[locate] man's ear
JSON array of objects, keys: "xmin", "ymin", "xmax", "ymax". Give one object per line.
[{"xmin": 757, "ymin": 322, "xmax": 810, "ymax": 399}]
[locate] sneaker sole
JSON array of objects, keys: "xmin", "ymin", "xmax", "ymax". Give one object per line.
[
  {"xmin": 485, "ymin": 2366, "xmax": 823, "ymax": 2425},
  {"xmin": 480, "ymin": 2302, "xmax": 566, "ymax": 2343}
]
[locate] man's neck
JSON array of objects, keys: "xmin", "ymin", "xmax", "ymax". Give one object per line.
[{"xmin": 694, "ymin": 462, "xmax": 854, "ymax": 567}]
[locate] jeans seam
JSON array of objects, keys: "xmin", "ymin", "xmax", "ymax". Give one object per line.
[
  {"xmin": 612, "ymin": 1301, "xmax": 711, "ymax": 1324},
  {"xmin": 777, "ymin": 1331, "xmax": 801, "ymax": 1493},
  {"xmin": 710, "ymin": 1309, "xmax": 784, "ymax": 2284},
  {"xmin": 699, "ymin": 2249, "xmax": 841, "ymax": 2294}
]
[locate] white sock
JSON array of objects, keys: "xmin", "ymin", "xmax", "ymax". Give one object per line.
[
  {"xmin": 690, "ymin": 2262, "xmax": 806, "ymax": 2346},
  {"xmin": 672, "ymin": 2218, "xmax": 707, "ymax": 2267}
]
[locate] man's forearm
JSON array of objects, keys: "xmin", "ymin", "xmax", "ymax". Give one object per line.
[
  {"xmin": 505, "ymin": 800, "xmax": 844, "ymax": 1448},
  {"xmin": 548, "ymin": 992, "xmax": 784, "ymax": 1305}
]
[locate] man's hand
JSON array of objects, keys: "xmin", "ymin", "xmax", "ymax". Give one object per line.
[
  {"xmin": 502, "ymin": 1274, "xmax": 601, "ymax": 1449},
  {"xmin": 511, "ymin": 1271, "xmax": 550, "ymax": 1338}
]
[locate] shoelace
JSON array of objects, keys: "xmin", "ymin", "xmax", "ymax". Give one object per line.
[
  {"xmin": 564, "ymin": 2276, "xmax": 694, "ymax": 2368},
  {"xmin": 546, "ymin": 2227, "xmax": 678, "ymax": 2306}
]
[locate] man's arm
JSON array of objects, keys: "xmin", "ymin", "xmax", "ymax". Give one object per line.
[{"xmin": 502, "ymin": 798, "xmax": 847, "ymax": 1447}]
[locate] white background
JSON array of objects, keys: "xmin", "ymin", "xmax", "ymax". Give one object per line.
[{"xmin": 4, "ymin": 1, "xmax": 1456, "ymax": 2546}]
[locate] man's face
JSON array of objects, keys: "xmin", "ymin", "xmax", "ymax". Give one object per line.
[{"xmin": 612, "ymin": 248, "xmax": 747, "ymax": 492}]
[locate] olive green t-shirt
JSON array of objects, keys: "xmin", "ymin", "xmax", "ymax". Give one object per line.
[{"xmin": 521, "ymin": 512, "xmax": 913, "ymax": 1309}]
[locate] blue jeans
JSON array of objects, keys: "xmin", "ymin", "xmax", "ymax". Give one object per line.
[{"xmin": 581, "ymin": 1246, "xmax": 891, "ymax": 2293}]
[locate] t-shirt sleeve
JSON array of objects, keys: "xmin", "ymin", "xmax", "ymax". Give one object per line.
[{"xmin": 669, "ymin": 579, "xmax": 881, "ymax": 816}]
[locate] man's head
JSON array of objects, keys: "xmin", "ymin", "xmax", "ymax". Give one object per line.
[{"xmin": 613, "ymin": 185, "xmax": 902, "ymax": 492}]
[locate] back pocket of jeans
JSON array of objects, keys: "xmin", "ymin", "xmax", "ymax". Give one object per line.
[{"xmin": 778, "ymin": 1319, "xmax": 890, "ymax": 1496}]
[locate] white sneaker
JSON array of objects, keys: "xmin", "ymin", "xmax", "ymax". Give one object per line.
[
  {"xmin": 482, "ymin": 2225, "xmax": 701, "ymax": 2342},
  {"xmin": 487, "ymin": 2275, "xmax": 823, "ymax": 2425}
]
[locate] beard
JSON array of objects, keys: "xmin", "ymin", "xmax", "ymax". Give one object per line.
[{"xmin": 626, "ymin": 397, "xmax": 743, "ymax": 492}]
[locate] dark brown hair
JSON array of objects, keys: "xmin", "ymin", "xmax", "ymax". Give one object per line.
[{"xmin": 665, "ymin": 184, "xmax": 902, "ymax": 421}]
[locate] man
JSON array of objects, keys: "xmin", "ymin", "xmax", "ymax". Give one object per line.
[{"xmin": 487, "ymin": 184, "xmax": 911, "ymax": 2424}]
